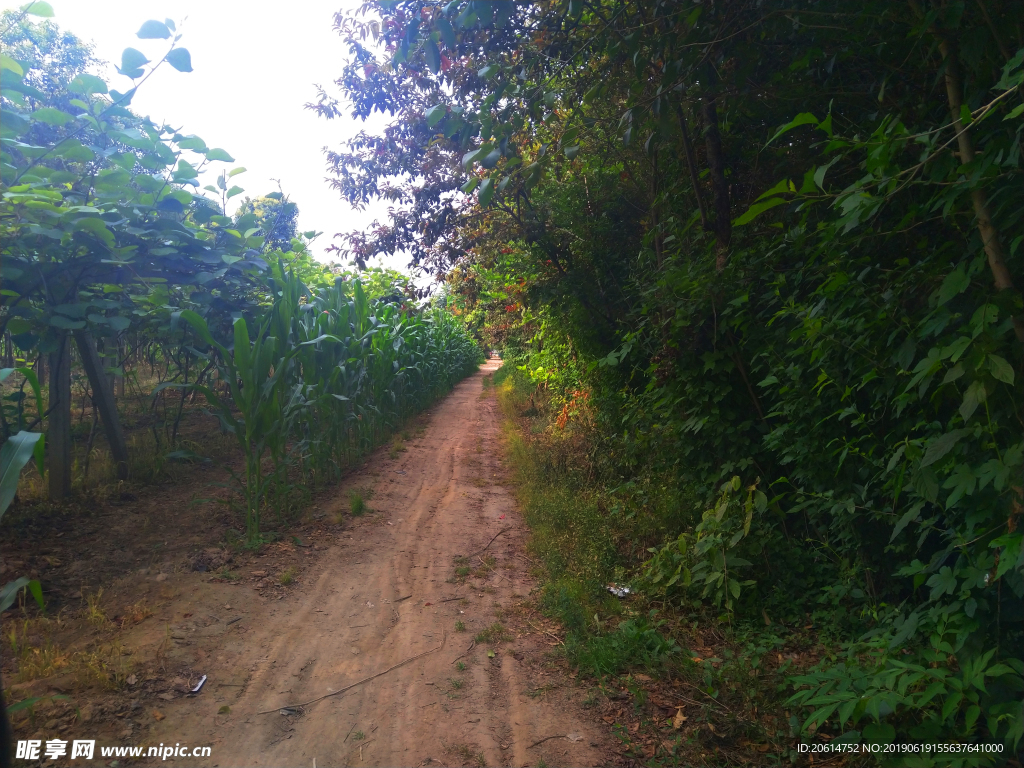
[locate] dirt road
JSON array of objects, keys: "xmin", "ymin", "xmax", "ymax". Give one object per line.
[{"xmin": 145, "ymin": 361, "xmax": 609, "ymax": 767}]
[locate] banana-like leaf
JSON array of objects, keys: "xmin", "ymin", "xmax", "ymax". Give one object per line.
[{"xmin": 1, "ymin": 431, "xmax": 43, "ymax": 518}]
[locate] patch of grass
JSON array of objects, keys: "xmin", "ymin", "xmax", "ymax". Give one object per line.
[
  {"xmin": 352, "ymin": 730, "xmax": 365, "ymax": 741},
  {"xmin": 349, "ymin": 489, "xmax": 366, "ymax": 516},
  {"xmin": 389, "ymin": 438, "xmax": 407, "ymax": 459},
  {"xmin": 84, "ymin": 589, "xmax": 109, "ymax": 628},
  {"xmin": 447, "ymin": 743, "xmax": 482, "ymax": 765},
  {"xmin": 278, "ymin": 567, "xmax": 297, "ymax": 586},
  {"xmin": 455, "ymin": 566, "xmax": 471, "ymax": 578},
  {"xmin": 449, "ymin": 677, "xmax": 464, "ymax": 690},
  {"xmin": 456, "ymin": 661, "xmax": 466, "ymax": 671},
  {"xmin": 217, "ymin": 568, "xmax": 240, "ymax": 581},
  {"xmin": 455, "ymin": 620, "xmax": 466, "ymax": 632},
  {"xmin": 568, "ymin": 614, "xmax": 679, "ymax": 678},
  {"xmin": 218, "ymin": 705, "xmax": 230, "ymax": 714},
  {"xmin": 119, "ymin": 601, "xmax": 153, "ymax": 628},
  {"xmin": 474, "ymin": 622, "xmax": 512, "ymax": 644},
  {"xmin": 9, "ymin": 619, "xmax": 135, "ymax": 689}
]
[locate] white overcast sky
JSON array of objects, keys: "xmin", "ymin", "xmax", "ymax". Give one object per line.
[{"xmin": 3, "ymin": 0, "xmax": 410, "ymax": 274}]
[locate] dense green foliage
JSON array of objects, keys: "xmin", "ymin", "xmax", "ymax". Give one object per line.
[
  {"xmin": 0, "ymin": 9, "xmax": 481, "ymax": 569},
  {"xmin": 180, "ymin": 266, "xmax": 482, "ymax": 545},
  {"xmin": 322, "ymin": 0, "xmax": 1024, "ymax": 756}
]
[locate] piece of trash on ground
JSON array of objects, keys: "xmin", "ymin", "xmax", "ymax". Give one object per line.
[
  {"xmin": 566, "ymin": 733, "xmax": 583, "ymax": 743},
  {"xmin": 606, "ymin": 583, "xmax": 631, "ymax": 598},
  {"xmin": 190, "ymin": 674, "xmax": 207, "ymax": 693}
]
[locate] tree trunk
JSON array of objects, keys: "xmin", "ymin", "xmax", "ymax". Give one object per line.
[
  {"xmin": 675, "ymin": 101, "xmax": 710, "ymax": 232},
  {"xmin": 74, "ymin": 330, "xmax": 129, "ymax": 480},
  {"xmin": 701, "ymin": 83, "xmax": 732, "ymax": 270},
  {"xmin": 47, "ymin": 334, "xmax": 72, "ymax": 500},
  {"xmin": 912, "ymin": 0, "xmax": 1024, "ymax": 344}
]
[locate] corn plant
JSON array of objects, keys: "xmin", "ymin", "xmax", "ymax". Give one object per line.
[{"xmin": 176, "ymin": 264, "xmax": 482, "ymax": 546}]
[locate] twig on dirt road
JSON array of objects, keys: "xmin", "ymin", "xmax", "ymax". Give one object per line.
[
  {"xmin": 666, "ymin": 688, "xmax": 748, "ymax": 720},
  {"xmin": 257, "ymin": 633, "xmax": 447, "ymax": 714},
  {"xmin": 528, "ymin": 734, "xmax": 567, "ymax": 749},
  {"xmin": 438, "ymin": 596, "xmax": 464, "ymax": 603},
  {"xmin": 451, "ymin": 639, "xmax": 475, "ymax": 664},
  {"xmin": 527, "ymin": 620, "xmax": 564, "ymax": 646},
  {"xmin": 470, "ymin": 528, "xmax": 510, "ymax": 558},
  {"xmin": 358, "ymin": 739, "xmax": 375, "ymax": 761}
]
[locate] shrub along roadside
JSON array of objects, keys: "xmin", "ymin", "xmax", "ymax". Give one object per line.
[{"xmin": 494, "ymin": 365, "xmax": 807, "ymax": 763}]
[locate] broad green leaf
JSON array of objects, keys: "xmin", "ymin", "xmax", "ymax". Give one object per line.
[
  {"xmin": 425, "ymin": 104, "xmax": 446, "ymax": 128},
  {"xmin": 424, "ymin": 38, "xmax": 441, "ymax": 73},
  {"xmin": 206, "ymin": 148, "xmax": 234, "ymax": 162},
  {"xmin": 166, "ymin": 48, "xmax": 193, "ymax": 73},
  {"xmin": 68, "ymin": 73, "xmax": 107, "ymax": 95},
  {"xmin": 0, "ymin": 431, "xmax": 43, "ymax": 516},
  {"xmin": 478, "ymin": 63, "xmax": 499, "ymax": 79},
  {"xmin": 20, "ymin": 1, "xmax": 54, "ymax": 17},
  {"xmin": 0, "ymin": 577, "xmax": 43, "ymax": 612},
  {"xmin": 0, "ymin": 53, "xmax": 23, "ymax": 76},
  {"xmin": 226, "ymin": 185, "xmax": 244, "ymax": 199},
  {"xmin": 563, "ymin": 145, "xmax": 580, "ymax": 160},
  {"xmin": 959, "ymin": 380, "xmax": 986, "ymax": 422},
  {"xmin": 461, "ymin": 177, "xmax": 479, "ymax": 194},
  {"xmin": 228, "ymin": 166, "xmax": 247, "ymax": 177},
  {"xmin": 49, "ymin": 316, "xmax": 86, "ymax": 330},
  {"xmin": 436, "ymin": 15, "xmax": 457, "ymax": 48},
  {"xmin": 733, "ymin": 196, "xmax": 787, "ymax": 226},
  {"xmin": 987, "ymin": 354, "xmax": 1014, "ymax": 384},
  {"xmin": 920, "ymin": 429, "xmax": 969, "ymax": 467},
  {"xmin": 31, "ymin": 107, "xmax": 74, "ymax": 126},
  {"xmin": 177, "ymin": 136, "xmax": 207, "ymax": 151},
  {"xmin": 767, "ymin": 112, "xmax": 819, "ymax": 145},
  {"xmin": 937, "ymin": 268, "xmax": 970, "ymax": 305},
  {"xmin": 137, "ymin": 20, "xmax": 171, "ymax": 39},
  {"xmin": 119, "ymin": 47, "xmax": 150, "ymax": 75},
  {"xmin": 478, "ymin": 177, "xmax": 494, "ymax": 207}
]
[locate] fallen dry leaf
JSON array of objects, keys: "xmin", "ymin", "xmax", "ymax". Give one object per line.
[
  {"xmin": 126, "ymin": 674, "xmax": 137, "ymax": 686},
  {"xmin": 152, "ymin": 710, "xmax": 165, "ymax": 721},
  {"xmin": 672, "ymin": 708, "xmax": 688, "ymax": 729}
]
